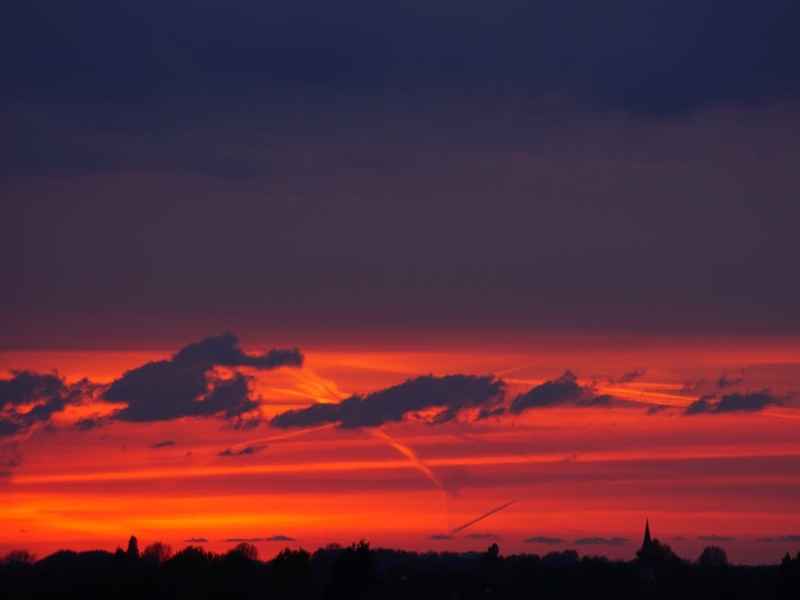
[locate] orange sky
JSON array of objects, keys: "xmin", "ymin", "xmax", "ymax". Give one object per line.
[{"xmin": 2, "ymin": 338, "xmax": 800, "ymax": 564}]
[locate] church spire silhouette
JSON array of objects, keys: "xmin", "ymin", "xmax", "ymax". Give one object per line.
[{"xmin": 642, "ymin": 519, "xmax": 652, "ymax": 549}]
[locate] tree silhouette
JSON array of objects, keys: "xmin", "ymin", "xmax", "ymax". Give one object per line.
[
  {"xmin": 698, "ymin": 546, "xmax": 728, "ymax": 568},
  {"xmin": 484, "ymin": 543, "xmax": 500, "ymax": 561},
  {"xmin": 1, "ymin": 550, "xmax": 35, "ymax": 566},
  {"xmin": 142, "ymin": 542, "xmax": 172, "ymax": 565},
  {"xmin": 327, "ymin": 540, "xmax": 374, "ymax": 599},
  {"xmin": 1, "ymin": 536, "xmax": 799, "ymax": 600},
  {"xmin": 227, "ymin": 542, "xmax": 258, "ymax": 562},
  {"xmin": 126, "ymin": 535, "xmax": 140, "ymax": 560},
  {"xmin": 636, "ymin": 538, "xmax": 679, "ymax": 564}
]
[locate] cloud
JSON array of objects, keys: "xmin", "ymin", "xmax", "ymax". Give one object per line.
[
  {"xmin": 698, "ymin": 535, "xmax": 736, "ymax": 542},
  {"xmin": 684, "ymin": 395, "xmax": 716, "ymax": 415},
  {"xmin": 1, "ymin": 456, "xmax": 21, "ymax": 469},
  {"xmin": 476, "ymin": 406, "xmax": 506, "ymax": 420},
  {"xmin": 151, "ymin": 440, "xmax": 176, "ymax": 449},
  {"xmin": 184, "ymin": 538, "xmax": 208, "ymax": 543},
  {"xmin": 1, "ymin": 334, "xmax": 303, "ymax": 434},
  {"xmin": 465, "ymin": 533, "xmax": 500, "ymax": 540},
  {"xmin": 680, "ymin": 380, "xmax": 706, "ymax": 395},
  {"xmin": 0, "ymin": 371, "xmax": 95, "ymax": 437},
  {"xmin": 685, "ymin": 391, "xmax": 781, "ymax": 415},
  {"xmin": 0, "ymin": 420, "xmax": 22, "ymax": 437},
  {"xmin": 223, "ymin": 535, "xmax": 294, "ymax": 542},
  {"xmin": 429, "ymin": 534, "xmax": 453, "ymax": 541},
  {"xmin": 6, "ymin": 2, "xmax": 800, "ymax": 146},
  {"xmin": 524, "ymin": 536, "xmax": 564, "ymax": 545},
  {"xmin": 271, "ymin": 374, "xmax": 505, "ymax": 429},
  {"xmin": 103, "ymin": 333, "xmax": 302, "ymax": 423},
  {"xmin": 717, "ymin": 374, "xmax": 744, "ymax": 389},
  {"xmin": 0, "ymin": 371, "xmax": 64, "ymax": 409},
  {"xmin": 756, "ymin": 535, "xmax": 800, "ymax": 543},
  {"xmin": 682, "ymin": 373, "xmax": 746, "ymax": 397},
  {"xmin": 510, "ymin": 371, "xmax": 613, "ymax": 414},
  {"xmin": 0, "ymin": 445, "xmax": 22, "ymax": 478},
  {"xmin": 74, "ymin": 417, "xmax": 109, "ymax": 431},
  {"xmin": 218, "ymin": 445, "xmax": 265, "ymax": 457},
  {"xmin": 171, "ymin": 334, "xmax": 303, "ymax": 371},
  {"xmin": 611, "ymin": 369, "xmax": 647, "ymax": 384},
  {"xmin": 573, "ymin": 537, "xmax": 628, "ymax": 546},
  {"xmin": 202, "ymin": 374, "xmax": 259, "ymax": 420}
]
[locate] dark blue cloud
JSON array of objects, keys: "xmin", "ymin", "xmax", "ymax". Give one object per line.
[
  {"xmin": 756, "ymin": 535, "xmax": 800, "ymax": 543},
  {"xmin": 465, "ymin": 533, "xmax": 499, "ymax": 540},
  {"xmin": 3, "ymin": 5, "xmax": 800, "ymax": 348},
  {"xmin": 104, "ymin": 333, "xmax": 302, "ymax": 422},
  {"xmin": 264, "ymin": 535, "xmax": 296, "ymax": 542},
  {"xmin": 685, "ymin": 391, "xmax": 781, "ymax": 415},
  {"xmin": 74, "ymin": 417, "xmax": 109, "ymax": 431},
  {"xmin": 271, "ymin": 374, "xmax": 505, "ymax": 429},
  {"xmin": 509, "ymin": 372, "xmax": 614, "ymax": 414},
  {"xmin": 573, "ymin": 537, "xmax": 628, "ymax": 546},
  {"xmin": 0, "ymin": 372, "xmax": 95, "ymax": 437},
  {"xmin": 510, "ymin": 372, "xmax": 585, "ymax": 413},
  {"xmin": 224, "ymin": 535, "xmax": 295, "ymax": 543},
  {"xmin": 524, "ymin": 536, "xmax": 564, "ymax": 545},
  {"xmin": 3, "ymin": 1, "xmax": 798, "ymax": 113},
  {"xmin": 612, "ymin": 369, "xmax": 647, "ymax": 384},
  {"xmin": 151, "ymin": 440, "xmax": 176, "ymax": 449},
  {"xmin": 172, "ymin": 334, "xmax": 302, "ymax": 370},
  {"xmin": 0, "ymin": 371, "xmax": 64, "ymax": 409},
  {"xmin": 218, "ymin": 444, "xmax": 266, "ymax": 458},
  {"xmin": 717, "ymin": 374, "xmax": 744, "ymax": 389}
]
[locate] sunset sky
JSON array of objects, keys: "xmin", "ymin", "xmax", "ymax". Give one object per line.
[{"xmin": 2, "ymin": 1, "xmax": 800, "ymax": 565}]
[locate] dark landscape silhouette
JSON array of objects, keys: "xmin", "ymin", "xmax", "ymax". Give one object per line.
[{"xmin": 2, "ymin": 524, "xmax": 800, "ymax": 599}]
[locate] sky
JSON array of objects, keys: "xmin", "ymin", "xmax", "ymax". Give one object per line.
[{"xmin": 2, "ymin": 1, "xmax": 800, "ymax": 564}]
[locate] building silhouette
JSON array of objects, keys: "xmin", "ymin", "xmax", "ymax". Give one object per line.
[
  {"xmin": 641, "ymin": 519, "xmax": 653, "ymax": 554},
  {"xmin": 637, "ymin": 519, "xmax": 679, "ymax": 564}
]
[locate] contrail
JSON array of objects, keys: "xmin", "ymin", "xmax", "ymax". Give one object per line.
[
  {"xmin": 371, "ymin": 428, "xmax": 445, "ymax": 493},
  {"xmin": 449, "ymin": 500, "xmax": 516, "ymax": 536},
  {"xmin": 230, "ymin": 423, "xmax": 336, "ymax": 452}
]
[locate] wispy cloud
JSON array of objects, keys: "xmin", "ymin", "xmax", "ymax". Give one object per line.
[
  {"xmin": 218, "ymin": 445, "xmax": 266, "ymax": 458},
  {"xmin": 151, "ymin": 440, "xmax": 176, "ymax": 449},
  {"xmin": 611, "ymin": 369, "xmax": 647, "ymax": 384},
  {"xmin": 756, "ymin": 535, "xmax": 800, "ymax": 543},
  {"xmin": 698, "ymin": 535, "xmax": 736, "ymax": 542},
  {"xmin": 465, "ymin": 533, "xmax": 500, "ymax": 540},
  {"xmin": 224, "ymin": 535, "xmax": 295, "ymax": 543},
  {"xmin": 574, "ymin": 537, "xmax": 628, "ymax": 546},
  {"xmin": 524, "ymin": 536, "xmax": 564, "ymax": 545}
]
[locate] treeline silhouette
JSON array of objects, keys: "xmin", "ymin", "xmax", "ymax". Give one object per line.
[{"xmin": 2, "ymin": 537, "xmax": 800, "ymax": 600}]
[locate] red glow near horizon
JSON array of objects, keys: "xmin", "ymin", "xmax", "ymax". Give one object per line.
[{"xmin": 2, "ymin": 338, "xmax": 800, "ymax": 564}]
